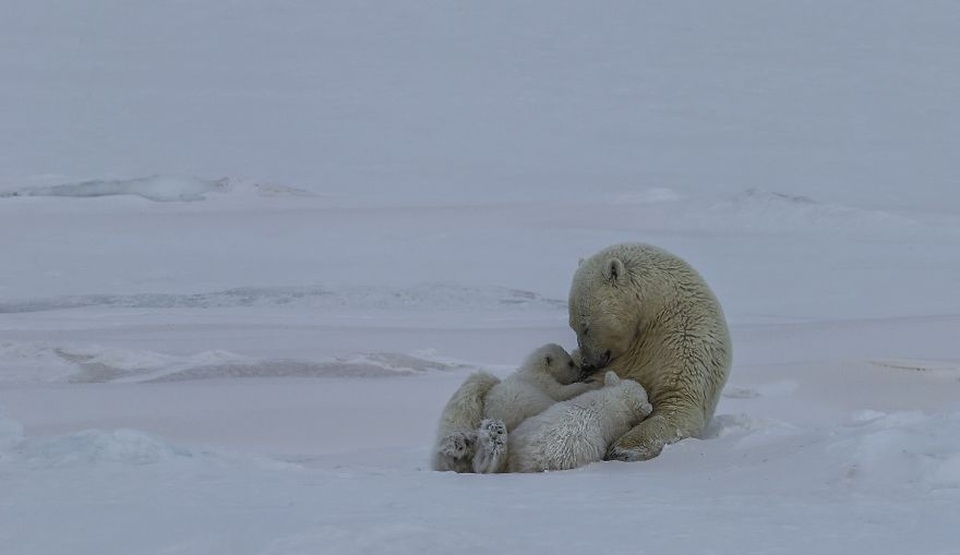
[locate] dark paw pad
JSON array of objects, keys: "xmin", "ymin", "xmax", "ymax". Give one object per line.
[{"xmin": 439, "ymin": 431, "xmax": 477, "ymax": 458}]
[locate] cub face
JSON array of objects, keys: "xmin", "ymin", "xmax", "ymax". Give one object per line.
[{"xmin": 529, "ymin": 343, "xmax": 580, "ymax": 385}]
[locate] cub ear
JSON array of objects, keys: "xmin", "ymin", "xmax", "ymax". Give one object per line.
[
  {"xmin": 603, "ymin": 371, "xmax": 620, "ymax": 386},
  {"xmin": 602, "ymin": 258, "xmax": 626, "ymax": 282}
]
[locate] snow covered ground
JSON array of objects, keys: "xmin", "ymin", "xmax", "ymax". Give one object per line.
[{"xmin": 2, "ymin": 2, "xmax": 959, "ymax": 554}]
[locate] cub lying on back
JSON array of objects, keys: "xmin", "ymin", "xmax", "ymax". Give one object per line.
[
  {"xmin": 476, "ymin": 371, "xmax": 653, "ymax": 473},
  {"xmin": 432, "ymin": 344, "xmax": 598, "ymax": 473}
]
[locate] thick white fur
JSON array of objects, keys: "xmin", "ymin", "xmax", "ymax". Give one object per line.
[
  {"xmin": 482, "ymin": 344, "xmax": 597, "ymax": 430},
  {"xmin": 431, "ymin": 344, "xmax": 597, "ymax": 473},
  {"xmin": 475, "ymin": 371, "xmax": 652, "ymax": 473},
  {"xmin": 569, "ymin": 242, "xmax": 732, "ymax": 461},
  {"xmin": 508, "ymin": 371, "xmax": 652, "ymax": 472},
  {"xmin": 470, "ymin": 344, "xmax": 599, "ymax": 473},
  {"xmin": 431, "ymin": 371, "xmax": 500, "ymax": 472}
]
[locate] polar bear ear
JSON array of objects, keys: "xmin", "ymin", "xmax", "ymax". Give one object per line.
[
  {"xmin": 604, "ymin": 371, "xmax": 620, "ymax": 386},
  {"xmin": 602, "ymin": 258, "xmax": 626, "ymax": 283}
]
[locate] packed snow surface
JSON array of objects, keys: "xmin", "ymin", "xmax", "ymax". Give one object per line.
[{"xmin": 2, "ymin": 1, "xmax": 960, "ymax": 554}]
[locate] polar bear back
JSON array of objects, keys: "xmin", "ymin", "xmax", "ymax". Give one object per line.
[
  {"xmin": 507, "ymin": 403, "xmax": 609, "ymax": 473},
  {"xmin": 482, "ymin": 377, "xmax": 557, "ymax": 431},
  {"xmin": 481, "ymin": 343, "xmax": 584, "ymax": 431}
]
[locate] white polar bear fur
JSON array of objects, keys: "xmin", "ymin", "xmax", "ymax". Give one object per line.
[
  {"xmin": 474, "ymin": 371, "xmax": 652, "ymax": 473},
  {"xmin": 569, "ymin": 242, "xmax": 732, "ymax": 461},
  {"xmin": 508, "ymin": 371, "xmax": 652, "ymax": 472},
  {"xmin": 431, "ymin": 370, "xmax": 500, "ymax": 473},
  {"xmin": 482, "ymin": 343, "xmax": 598, "ymax": 431},
  {"xmin": 431, "ymin": 344, "xmax": 597, "ymax": 472}
]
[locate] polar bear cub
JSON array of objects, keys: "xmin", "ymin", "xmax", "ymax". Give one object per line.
[
  {"xmin": 483, "ymin": 343, "xmax": 597, "ymax": 430},
  {"xmin": 489, "ymin": 371, "xmax": 652, "ymax": 473},
  {"xmin": 432, "ymin": 343, "xmax": 597, "ymax": 473},
  {"xmin": 470, "ymin": 344, "xmax": 600, "ymax": 473}
]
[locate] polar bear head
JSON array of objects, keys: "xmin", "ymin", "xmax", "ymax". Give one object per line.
[
  {"xmin": 523, "ymin": 343, "xmax": 580, "ymax": 385},
  {"xmin": 568, "ymin": 246, "xmax": 645, "ymax": 372}
]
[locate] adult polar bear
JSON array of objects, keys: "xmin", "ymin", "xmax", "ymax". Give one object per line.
[{"xmin": 570, "ymin": 242, "xmax": 732, "ymax": 461}]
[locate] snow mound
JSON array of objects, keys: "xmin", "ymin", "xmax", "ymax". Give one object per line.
[
  {"xmin": 0, "ymin": 283, "xmax": 566, "ymax": 314},
  {"xmin": 691, "ymin": 409, "xmax": 960, "ymax": 494},
  {"xmin": 144, "ymin": 352, "xmax": 471, "ymax": 383},
  {"xmin": 705, "ymin": 413, "xmax": 799, "ymax": 441},
  {"xmin": 700, "ymin": 188, "xmax": 940, "ymax": 237},
  {"xmin": 55, "ymin": 346, "xmax": 250, "ymax": 383},
  {"xmin": 833, "ymin": 411, "xmax": 960, "ymax": 490},
  {"xmin": 20, "ymin": 429, "xmax": 194, "ymax": 468},
  {"xmin": 0, "ymin": 343, "xmax": 472, "ymax": 384},
  {"xmin": 0, "ymin": 341, "xmax": 82, "ymax": 383},
  {"xmin": 6, "ymin": 421, "xmax": 291, "ymax": 471},
  {"xmin": 0, "ymin": 175, "xmax": 230, "ymax": 202}
]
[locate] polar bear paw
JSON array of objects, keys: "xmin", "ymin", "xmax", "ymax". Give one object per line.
[
  {"xmin": 472, "ymin": 419, "xmax": 508, "ymax": 474},
  {"xmin": 438, "ymin": 430, "xmax": 477, "ymax": 458},
  {"xmin": 436, "ymin": 430, "xmax": 479, "ymax": 472},
  {"xmin": 605, "ymin": 437, "xmax": 664, "ymax": 462}
]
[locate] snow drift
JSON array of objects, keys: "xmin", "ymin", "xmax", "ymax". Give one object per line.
[{"xmin": 0, "ymin": 176, "xmax": 229, "ymax": 202}]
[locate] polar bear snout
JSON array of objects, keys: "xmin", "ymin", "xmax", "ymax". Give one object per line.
[{"xmin": 580, "ymin": 349, "xmax": 612, "ymax": 376}]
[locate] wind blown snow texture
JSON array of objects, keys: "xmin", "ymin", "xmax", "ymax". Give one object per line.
[
  {"xmin": 2, "ymin": 1, "xmax": 960, "ymax": 554},
  {"xmin": 0, "ymin": 175, "xmax": 230, "ymax": 202}
]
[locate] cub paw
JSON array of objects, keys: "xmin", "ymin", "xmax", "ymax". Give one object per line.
[
  {"xmin": 435, "ymin": 430, "xmax": 479, "ymax": 473},
  {"xmin": 477, "ymin": 419, "xmax": 507, "ymax": 447},
  {"xmin": 438, "ymin": 430, "xmax": 477, "ymax": 459},
  {"xmin": 472, "ymin": 419, "xmax": 508, "ymax": 474}
]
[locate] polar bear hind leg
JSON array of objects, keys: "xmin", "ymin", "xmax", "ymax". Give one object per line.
[
  {"xmin": 472, "ymin": 419, "xmax": 508, "ymax": 474},
  {"xmin": 431, "ymin": 371, "xmax": 500, "ymax": 472},
  {"xmin": 436, "ymin": 430, "xmax": 480, "ymax": 472}
]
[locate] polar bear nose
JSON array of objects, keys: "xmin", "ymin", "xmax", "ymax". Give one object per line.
[{"xmin": 580, "ymin": 349, "xmax": 613, "ymax": 378}]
